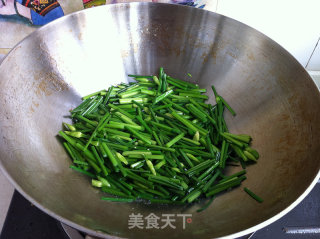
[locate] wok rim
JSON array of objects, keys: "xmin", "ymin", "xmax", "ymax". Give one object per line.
[{"xmin": 0, "ymin": 3, "xmax": 319, "ymax": 239}]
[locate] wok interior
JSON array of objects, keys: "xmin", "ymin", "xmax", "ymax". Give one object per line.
[{"xmin": 0, "ymin": 3, "xmax": 320, "ymax": 239}]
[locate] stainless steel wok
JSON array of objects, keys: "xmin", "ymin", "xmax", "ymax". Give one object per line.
[{"xmin": 0, "ymin": 3, "xmax": 319, "ymax": 239}]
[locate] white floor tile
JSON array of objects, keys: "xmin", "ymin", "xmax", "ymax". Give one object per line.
[
  {"xmin": 0, "ymin": 170, "xmax": 14, "ymax": 232},
  {"xmin": 309, "ymin": 71, "xmax": 320, "ymax": 90}
]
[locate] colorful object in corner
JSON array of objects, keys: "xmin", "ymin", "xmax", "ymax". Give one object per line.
[
  {"xmin": 83, "ymin": 0, "xmax": 206, "ymax": 9},
  {"xmin": 21, "ymin": 0, "xmax": 61, "ymax": 16},
  {"xmin": 83, "ymin": 0, "xmax": 105, "ymax": 8},
  {"xmin": 18, "ymin": 0, "xmax": 64, "ymax": 25}
]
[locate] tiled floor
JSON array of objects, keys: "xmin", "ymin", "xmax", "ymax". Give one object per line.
[
  {"xmin": 309, "ymin": 71, "xmax": 320, "ymax": 89},
  {"xmin": 0, "ymin": 54, "xmax": 14, "ymax": 231},
  {"xmin": 0, "ymin": 171, "xmax": 14, "ymax": 231}
]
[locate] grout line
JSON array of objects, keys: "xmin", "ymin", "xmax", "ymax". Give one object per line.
[{"xmin": 305, "ymin": 37, "xmax": 320, "ymax": 68}]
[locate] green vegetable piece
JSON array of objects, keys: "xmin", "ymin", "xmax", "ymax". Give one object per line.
[
  {"xmin": 165, "ymin": 133, "xmax": 185, "ymax": 148},
  {"xmin": 101, "ymin": 142, "xmax": 118, "ymax": 167},
  {"xmin": 153, "ymin": 90, "xmax": 174, "ymax": 105},
  {"xmin": 92, "ymin": 179, "xmax": 103, "ymax": 188},
  {"xmin": 244, "ymin": 187, "xmax": 263, "ymax": 203}
]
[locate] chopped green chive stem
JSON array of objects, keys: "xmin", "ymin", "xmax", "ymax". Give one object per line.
[
  {"xmin": 186, "ymin": 160, "xmax": 215, "ymax": 177},
  {"xmin": 130, "ymin": 160, "xmax": 145, "ymax": 169},
  {"xmin": 186, "ymin": 153, "xmax": 200, "ymax": 163},
  {"xmin": 101, "ymin": 197, "xmax": 135, "ymax": 202},
  {"xmin": 219, "ymin": 170, "xmax": 246, "ymax": 183},
  {"xmin": 197, "ymin": 196, "xmax": 216, "ymax": 212},
  {"xmin": 101, "ymin": 187, "xmax": 129, "ymax": 198},
  {"xmin": 141, "ymin": 89, "xmax": 156, "ymax": 96},
  {"xmin": 153, "ymin": 90, "xmax": 174, "ymax": 105},
  {"xmin": 119, "ymin": 90, "xmax": 140, "ymax": 99},
  {"xmin": 119, "ymin": 98, "xmax": 148, "ymax": 104},
  {"xmin": 76, "ymin": 115, "xmax": 98, "ymax": 127},
  {"xmin": 179, "ymin": 93, "xmax": 209, "ymax": 100},
  {"xmin": 219, "ymin": 140, "xmax": 227, "ymax": 168},
  {"xmin": 166, "ymin": 78, "xmax": 188, "ymax": 90},
  {"xmin": 244, "ymin": 187, "xmax": 263, "ymax": 203},
  {"xmin": 91, "ymin": 146, "xmax": 109, "ymax": 176},
  {"xmin": 170, "ymin": 110, "xmax": 198, "ymax": 134},
  {"xmin": 103, "ymin": 128, "xmax": 131, "ymax": 138},
  {"xmin": 153, "ymin": 103, "xmax": 173, "ymax": 111},
  {"xmin": 193, "ymin": 131, "xmax": 200, "ymax": 142},
  {"xmin": 69, "ymin": 165, "xmax": 95, "ymax": 178},
  {"xmin": 165, "ymin": 133, "xmax": 185, "ymax": 148},
  {"xmin": 84, "ymin": 112, "xmax": 110, "ymax": 151},
  {"xmin": 92, "ymin": 179, "xmax": 103, "ymax": 187},
  {"xmin": 108, "ymin": 103, "xmax": 135, "ymax": 119},
  {"xmin": 123, "ymin": 151, "xmax": 152, "ymax": 156},
  {"xmin": 115, "ymin": 152, "xmax": 128, "ymax": 165},
  {"xmin": 164, "ymin": 99, "xmax": 190, "ymax": 114},
  {"xmin": 63, "ymin": 123, "xmax": 76, "ymax": 131},
  {"xmin": 211, "ymin": 85, "xmax": 218, "ymax": 98},
  {"xmin": 182, "ymin": 189, "xmax": 202, "ymax": 203},
  {"xmin": 125, "ymin": 169, "xmax": 153, "ymax": 187},
  {"xmin": 82, "ymin": 90, "xmax": 107, "ymax": 100},
  {"xmin": 219, "ymin": 96, "xmax": 236, "ymax": 116},
  {"xmin": 167, "ymin": 76, "xmax": 198, "ymax": 89},
  {"xmin": 135, "ymin": 116, "xmax": 152, "ymax": 134},
  {"xmin": 71, "ymin": 98, "xmax": 93, "ymax": 113},
  {"xmin": 63, "ymin": 142, "xmax": 77, "ymax": 161},
  {"xmin": 116, "ymin": 83, "xmax": 139, "ymax": 94},
  {"xmin": 114, "ymin": 111, "xmax": 138, "ymax": 126},
  {"xmin": 181, "ymin": 137, "xmax": 201, "ymax": 146},
  {"xmin": 198, "ymin": 162, "xmax": 219, "ymax": 180},
  {"xmin": 231, "ymin": 145, "xmax": 248, "ymax": 162},
  {"xmin": 145, "ymin": 144, "xmax": 176, "ymax": 152},
  {"xmin": 128, "ymin": 74, "xmax": 153, "ymax": 78},
  {"xmin": 220, "ymin": 132, "xmax": 246, "ymax": 148},
  {"xmin": 106, "ymin": 121, "xmax": 143, "ymax": 131},
  {"xmin": 125, "ymin": 126, "xmax": 152, "ymax": 145},
  {"xmin": 202, "ymin": 171, "xmax": 220, "ymax": 193},
  {"xmin": 135, "ymin": 78, "xmax": 151, "ymax": 83},
  {"xmin": 245, "ymin": 146, "xmax": 259, "ymax": 159},
  {"xmin": 154, "ymin": 160, "xmax": 166, "ymax": 170},
  {"xmin": 101, "ymin": 142, "xmax": 118, "ymax": 167},
  {"xmin": 97, "ymin": 176, "xmax": 111, "ymax": 187},
  {"xmin": 102, "ymin": 86, "xmax": 114, "ymax": 105},
  {"xmin": 81, "ymin": 96, "xmax": 103, "ymax": 116},
  {"xmin": 73, "ymin": 160, "xmax": 88, "ymax": 166},
  {"xmin": 179, "ymin": 149, "xmax": 194, "ymax": 168},
  {"xmin": 150, "ymin": 121, "xmax": 180, "ymax": 134},
  {"xmin": 152, "ymin": 131, "xmax": 162, "ymax": 146},
  {"xmin": 128, "ymin": 154, "xmax": 165, "ymax": 160},
  {"xmin": 223, "ymin": 132, "xmax": 251, "ymax": 143},
  {"xmin": 206, "ymin": 178, "xmax": 243, "ymax": 197}
]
